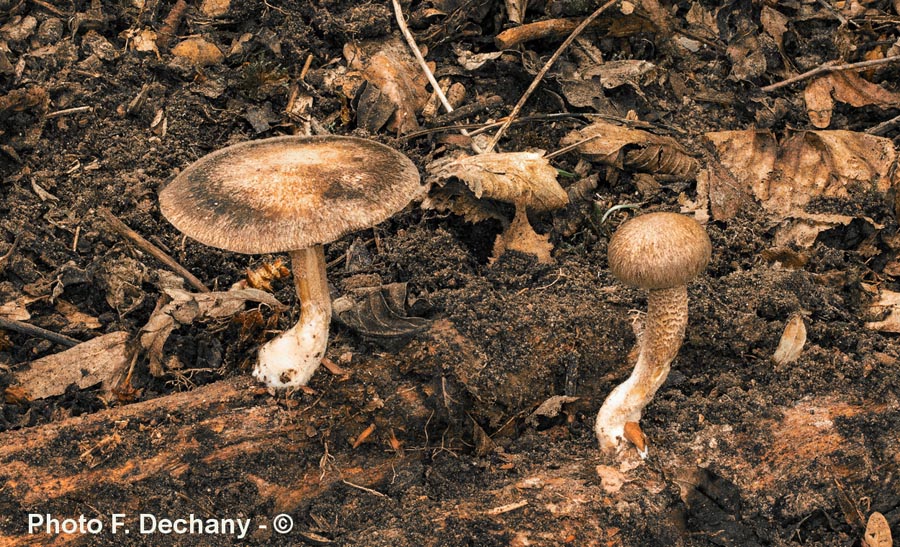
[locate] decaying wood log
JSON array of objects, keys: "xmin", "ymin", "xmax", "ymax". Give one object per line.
[{"xmin": 0, "ymin": 376, "xmax": 417, "ymax": 546}]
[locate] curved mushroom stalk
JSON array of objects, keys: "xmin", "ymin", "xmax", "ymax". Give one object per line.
[
  {"xmin": 254, "ymin": 245, "xmax": 331, "ymax": 388},
  {"xmin": 595, "ymin": 286, "xmax": 688, "ymax": 454}
]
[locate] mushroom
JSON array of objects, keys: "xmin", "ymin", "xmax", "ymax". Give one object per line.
[
  {"xmin": 595, "ymin": 212, "xmax": 711, "ymax": 455},
  {"xmin": 158, "ymin": 135, "xmax": 421, "ymax": 388}
]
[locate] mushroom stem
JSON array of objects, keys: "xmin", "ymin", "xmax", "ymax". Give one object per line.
[
  {"xmin": 253, "ymin": 245, "xmax": 332, "ymax": 388},
  {"xmin": 595, "ymin": 285, "xmax": 688, "ymax": 453}
]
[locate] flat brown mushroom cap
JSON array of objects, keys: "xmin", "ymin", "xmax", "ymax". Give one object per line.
[
  {"xmin": 159, "ymin": 136, "xmax": 421, "ymax": 254},
  {"xmin": 608, "ymin": 212, "xmax": 711, "ymax": 290}
]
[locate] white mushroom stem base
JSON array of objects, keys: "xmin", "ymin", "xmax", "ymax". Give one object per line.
[
  {"xmin": 253, "ymin": 245, "xmax": 331, "ymax": 388},
  {"xmin": 595, "ymin": 286, "xmax": 688, "ymax": 455}
]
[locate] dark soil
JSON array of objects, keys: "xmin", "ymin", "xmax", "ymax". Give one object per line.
[{"xmin": 1, "ymin": 0, "xmax": 899, "ymax": 545}]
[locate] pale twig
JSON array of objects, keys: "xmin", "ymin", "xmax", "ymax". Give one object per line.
[
  {"xmin": 761, "ymin": 55, "xmax": 900, "ymax": 92},
  {"xmin": 46, "ymin": 106, "xmax": 92, "ymax": 119},
  {"xmin": 484, "ymin": 0, "xmax": 620, "ymax": 153},
  {"xmin": 391, "ymin": 0, "xmax": 484, "ymax": 153},
  {"xmin": 484, "ymin": 500, "xmax": 529, "ymax": 515},
  {"xmin": 342, "ymin": 480, "xmax": 388, "ymax": 497}
]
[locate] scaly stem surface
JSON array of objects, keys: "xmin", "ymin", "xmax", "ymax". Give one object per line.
[
  {"xmin": 253, "ymin": 245, "xmax": 331, "ymax": 388},
  {"xmin": 595, "ymin": 285, "xmax": 688, "ymax": 452}
]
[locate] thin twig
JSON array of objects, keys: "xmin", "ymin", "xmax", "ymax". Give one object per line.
[
  {"xmin": 391, "ymin": 0, "xmax": 484, "ymax": 153},
  {"xmin": 351, "ymin": 423, "xmax": 376, "ymax": 449},
  {"xmin": 342, "ymin": 480, "xmax": 388, "ymax": 497},
  {"xmin": 97, "ymin": 208, "xmax": 211, "ymax": 293},
  {"xmin": 0, "ymin": 317, "xmax": 80, "ymax": 348},
  {"xmin": 484, "ymin": 499, "xmax": 529, "ymax": 515},
  {"xmin": 299, "ymin": 54, "xmax": 314, "ymax": 81},
  {"xmin": 430, "ymin": 95, "xmax": 504, "ymax": 126},
  {"xmin": 866, "ymin": 112, "xmax": 900, "ymax": 135},
  {"xmin": 761, "ymin": 55, "xmax": 900, "ymax": 92},
  {"xmin": 484, "ymin": 0, "xmax": 620, "ymax": 153},
  {"xmin": 544, "ymin": 133, "xmax": 603, "ymax": 160},
  {"xmin": 45, "ymin": 106, "xmax": 93, "ymax": 119}
]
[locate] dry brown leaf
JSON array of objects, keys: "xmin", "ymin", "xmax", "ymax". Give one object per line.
[
  {"xmin": 12, "ymin": 331, "xmax": 131, "ymax": 399},
  {"xmin": 760, "ymin": 6, "xmax": 789, "ymax": 51},
  {"xmin": 596, "ymin": 464, "xmax": 627, "ymax": 494},
  {"xmin": 561, "ymin": 120, "xmax": 699, "ymax": 180},
  {"xmin": 0, "ymin": 295, "xmax": 40, "ymax": 321},
  {"xmin": 526, "ymin": 395, "xmax": 579, "ymax": 427},
  {"xmin": 425, "ymin": 152, "xmax": 567, "ymax": 211},
  {"xmin": 344, "ymin": 37, "xmax": 431, "ymax": 134},
  {"xmin": 694, "ymin": 159, "xmax": 751, "ymax": 221},
  {"xmin": 726, "ymin": 32, "xmax": 766, "ymax": 81},
  {"xmin": 804, "ymin": 71, "xmax": 900, "ymax": 128},
  {"xmin": 863, "ymin": 512, "xmax": 892, "ymax": 547},
  {"xmin": 55, "ymin": 299, "xmax": 102, "ymax": 330},
  {"xmin": 504, "ymin": 0, "xmax": 527, "ymax": 24},
  {"xmin": 140, "ymin": 287, "xmax": 284, "ymax": 376},
  {"xmin": 122, "ymin": 28, "xmax": 161, "ymax": 58},
  {"xmin": 420, "ymin": 187, "xmax": 506, "ymax": 225},
  {"xmin": 424, "ymin": 152, "xmax": 566, "ymax": 263},
  {"xmin": 804, "ymin": 77, "xmax": 835, "ymax": 128},
  {"xmin": 685, "ymin": 2, "xmax": 717, "ymax": 41},
  {"xmin": 772, "ymin": 314, "xmax": 807, "ymax": 365},
  {"xmin": 583, "ymin": 60, "xmax": 660, "ymax": 90},
  {"xmin": 705, "ymin": 129, "xmax": 898, "ymax": 217},
  {"xmin": 171, "ymin": 37, "xmax": 224, "ymax": 66},
  {"xmin": 200, "ymin": 0, "xmax": 230, "ymax": 17},
  {"xmin": 773, "ymin": 212, "xmax": 881, "ymax": 249},
  {"xmin": 453, "ymin": 45, "xmax": 503, "ymax": 71}
]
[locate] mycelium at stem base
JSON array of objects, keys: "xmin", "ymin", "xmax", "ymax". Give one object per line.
[
  {"xmin": 595, "ymin": 285, "xmax": 688, "ymax": 456},
  {"xmin": 254, "ymin": 245, "xmax": 332, "ymax": 388}
]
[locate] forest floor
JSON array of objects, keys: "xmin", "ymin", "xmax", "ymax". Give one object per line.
[{"xmin": 1, "ymin": 0, "xmax": 900, "ymax": 545}]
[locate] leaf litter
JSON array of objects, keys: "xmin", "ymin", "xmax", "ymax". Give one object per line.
[{"xmin": 1, "ymin": 0, "xmax": 900, "ymax": 544}]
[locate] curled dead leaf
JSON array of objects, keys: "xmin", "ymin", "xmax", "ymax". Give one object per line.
[
  {"xmin": 561, "ymin": 120, "xmax": 699, "ymax": 180},
  {"xmin": 140, "ymin": 287, "xmax": 283, "ymax": 376},
  {"xmin": 804, "ymin": 71, "xmax": 900, "ymax": 129},
  {"xmin": 526, "ymin": 395, "xmax": 579, "ymax": 427},
  {"xmin": 773, "ymin": 212, "xmax": 881, "ymax": 250},
  {"xmin": 772, "ymin": 314, "xmax": 806, "ymax": 366},
  {"xmin": 863, "ymin": 512, "xmax": 892, "ymax": 547},
  {"xmin": 426, "ymin": 152, "xmax": 567, "ymax": 211},
  {"xmin": 332, "ymin": 282, "xmax": 431, "ymax": 339},
  {"xmin": 424, "ymin": 152, "xmax": 566, "ymax": 263},
  {"xmin": 705, "ymin": 129, "xmax": 898, "ymax": 217},
  {"xmin": 344, "ymin": 37, "xmax": 431, "ymax": 134}
]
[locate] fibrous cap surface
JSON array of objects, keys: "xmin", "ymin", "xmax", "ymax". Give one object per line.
[
  {"xmin": 159, "ymin": 135, "xmax": 421, "ymax": 254},
  {"xmin": 608, "ymin": 212, "xmax": 711, "ymax": 289}
]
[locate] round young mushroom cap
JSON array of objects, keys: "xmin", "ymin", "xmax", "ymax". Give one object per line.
[
  {"xmin": 607, "ymin": 212, "xmax": 711, "ymax": 290},
  {"xmin": 159, "ymin": 135, "xmax": 421, "ymax": 254}
]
